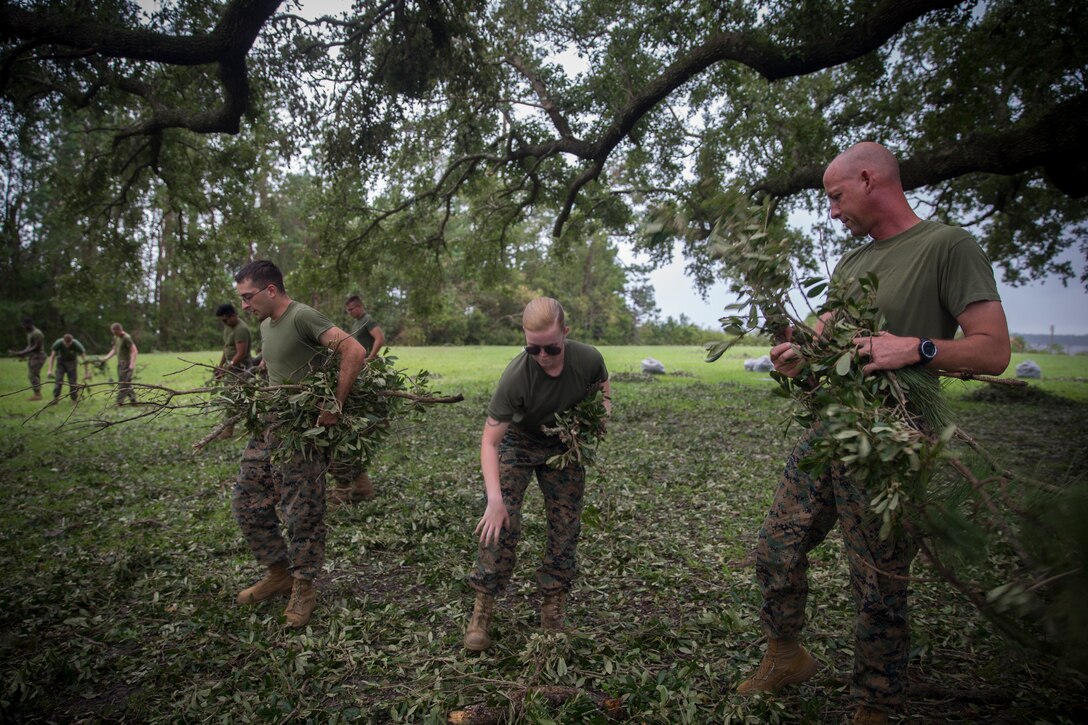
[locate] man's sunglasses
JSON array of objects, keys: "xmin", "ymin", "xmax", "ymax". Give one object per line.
[{"xmin": 525, "ymin": 344, "xmax": 563, "ymax": 356}]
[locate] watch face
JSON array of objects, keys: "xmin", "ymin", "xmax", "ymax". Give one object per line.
[{"xmin": 920, "ymin": 339, "xmax": 938, "ymax": 359}]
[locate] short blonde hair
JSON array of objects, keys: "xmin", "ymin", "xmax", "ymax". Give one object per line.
[
  {"xmin": 522, "ymin": 297, "xmax": 565, "ymax": 332},
  {"xmin": 110, "ymin": 322, "xmax": 122, "ymax": 332}
]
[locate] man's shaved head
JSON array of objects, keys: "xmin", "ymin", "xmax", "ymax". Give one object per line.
[{"xmin": 827, "ymin": 141, "xmax": 901, "ymax": 185}]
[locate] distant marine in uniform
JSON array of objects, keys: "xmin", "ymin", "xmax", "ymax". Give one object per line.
[
  {"xmin": 10, "ymin": 317, "xmax": 46, "ymax": 401},
  {"xmin": 100, "ymin": 322, "xmax": 138, "ymax": 405},
  {"xmin": 46, "ymin": 333, "xmax": 88, "ymax": 401}
]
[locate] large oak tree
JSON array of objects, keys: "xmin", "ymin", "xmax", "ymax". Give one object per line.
[{"xmin": 3, "ymin": 0, "xmax": 1086, "ymax": 329}]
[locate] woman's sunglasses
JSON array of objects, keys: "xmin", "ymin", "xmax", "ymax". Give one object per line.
[{"xmin": 525, "ymin": 344, "xmax": 563, "ymax": 356}]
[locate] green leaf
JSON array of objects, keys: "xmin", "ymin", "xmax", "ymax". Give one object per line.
[{"xmin": 835, "ymin": 351, "xmax": 852, "ymax": 376}]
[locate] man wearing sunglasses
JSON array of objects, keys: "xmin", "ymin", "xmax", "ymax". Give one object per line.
[
  {"xmin": 464, "ymin": 297, "xmax": 611, "ymax": 651},
  {"xmin": 231, "ymin": 260, "xmax": 366, "ymax": 629}
]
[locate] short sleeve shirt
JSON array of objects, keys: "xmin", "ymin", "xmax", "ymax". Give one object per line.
[
  {"xmin": 113, "ymin": 333, "xmax": 135, "ymax": 366},
  {"xmin": 487, "ymin": 339, "xmax": 609, "ymax": 439},
  {"xmin": 260, "ymin": 301, "xmax": 335, "ymax": 385},
  {"xmin": 832, "ymin": 220, "xmax": 1001, "ymax": 340},
  {"xmin": 27, "ymin": 327, "xmax": 44, "ymax": 355},
  {"xmin": 223, "ymin": 320, "xmax": 252, "ymax": 364},
  {"xmin": 51, "ymin": 338, "xmax": 85, "ymax": 363},
  {"xmin": 350, "ymin": 314, "xmax": 380, "ymax": 354}
]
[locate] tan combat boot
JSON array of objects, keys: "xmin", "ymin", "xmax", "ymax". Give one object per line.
[
  {"xmin": 853, "ymin": 705, "xmax": 889, "ymax": 725},
  {"xmin": 351, "ymin": 471, "xmax": 375, "ymax": 501},
  {"xmin": 464, "ymin": 592, "xmax": 495, "ymax": 651},
  {"xmin": 236, "ymin": 562, "xmax": 293, "ymax": 605},
  {"xmin": 328, "ymin": 483, "xmax": 352, "ymax": 507},
  {"xmin": 540, "ymin": 591, "xmax": 567, "ymax": 632},
  {"xmin": 737, "ymin": 638, "xmax": 818, "ymax": 694},
  {"xmin": 284, "ymin": 579, "xmax": 316, "ymax": 628}
]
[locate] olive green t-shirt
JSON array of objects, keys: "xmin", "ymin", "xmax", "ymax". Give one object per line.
[
  {"xmin": 113, "ymin": 333, "xmax": 135, "ymax": 367},
  {"xmin": 260, "ymin": 301, "xmax": 335, "ymax": 385},
  {"xmin": 223, "ymin": 320, "xmax": 252, "ymax": 364},
  {"xmin": 27, "ymin": 327, "xmax": 44, "ymax": 354},
  {"xmin": 51, "ymin": 338, "xmax": 85, "ymax": 363},
  {"xmin": 487, "ymin": 339, "xmax": 609, "ymax": 439},
  {"xmin": 832, "ymin": 220, "xmax": 1000, "ymax": 340},
  {"xmin": 350, "ymin": 314, "xmax": 380, "ymax": 354}
]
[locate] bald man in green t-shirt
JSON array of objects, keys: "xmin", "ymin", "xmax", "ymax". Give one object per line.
[
  {"xmin": 463, "ymin": 297, "xmax": 611, "ymax": 652},
  {"xmin": 741, "ymin": 142, "xmax": 1010, "ymax": 725},
  {"xmin": 231, "ymin": 260, "xmax": 366, "ymax": 630}
]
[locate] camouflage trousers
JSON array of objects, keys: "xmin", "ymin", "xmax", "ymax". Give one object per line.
[
  {"xmin": 27, "ymin": 352, "xmax": 45, "ymax": 394},
  {"xmin": 755, "ymin": 429, "xmax": 916, "ymax": 710},
  {"xmin": 53, "ymin": 359, "xmax": 80, "ymax": 401},
  {"xmin": 117, "ymin": 364, "xmax": 136, "ymax": 405},
  {"xmin": 232, "ymin": 432, "xmax": 328, "ymax": 581},
  {"xmin": 470, "ymin": 429, "xmax": 585, "ymax": 597}
]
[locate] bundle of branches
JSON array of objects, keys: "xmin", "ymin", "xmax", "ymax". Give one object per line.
[
  {"xmin": 199, "ymin": 354, "xmax": 462, "ymax": 467},
  {"xmin": 81, "ymin": 357, "xmax": 110, "ymax": 382},
  {"xmin": 696, "ymin": 194, "xmax": 1087, "ymax": 670},
  {"xmin": 540, "ymin": 388, "xmax": 609, "ymax": 469}
]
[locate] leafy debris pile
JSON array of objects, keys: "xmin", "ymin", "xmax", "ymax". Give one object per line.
[
  {"xmin": 540, "ymin": 388, "xmax": 609, "ymax": 469},
  {"xmin": 208, "ymin": 354, "xmax": 461, "ymax": 465}
]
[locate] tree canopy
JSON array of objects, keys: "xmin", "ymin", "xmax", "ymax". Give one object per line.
[{"xmin": 2, "ymin": 0, "xmax": 1085, "ymax": 345}]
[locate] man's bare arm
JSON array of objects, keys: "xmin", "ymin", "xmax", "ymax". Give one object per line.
[{"xmin": 316, "ymin": 326, "xmax": 366, "ymax": 425}]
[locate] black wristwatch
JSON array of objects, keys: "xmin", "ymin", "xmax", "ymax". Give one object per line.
[{"xmin": 916, "ymin": 337, "xmax": 938, "ymax": 366}]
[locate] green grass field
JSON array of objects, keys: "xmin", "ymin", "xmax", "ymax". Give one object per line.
[{"xmin": 1, "ymin": 347, "xmax": 1086, "ymax": 723}]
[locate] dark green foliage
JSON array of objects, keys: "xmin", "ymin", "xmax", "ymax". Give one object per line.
[
  {"xmin": 214, "ymin": 354, "xmax": 441, "ymax": 466},
  {"xmin": 540, "ymin": 387, "xmax": 609, "ymax": 469},
  {"xmin": 2, "ymin": 365, "xmax": 1086, "ymax": 722}
]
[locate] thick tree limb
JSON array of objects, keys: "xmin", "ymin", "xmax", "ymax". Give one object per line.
[
  {"xmin": 752, "ymin": 91, "xmax": 1088, "ymax": 198},
  {"xmin": 1, "ymin": 0, "xmax": 283, "ymax": 136},
  {"xmin": 504, "ymin": 53, "xmax": 576, "ymax": 141},
  {"xmin": 495, "ymin": 0, "xmax": 966, "ymax": 235}
]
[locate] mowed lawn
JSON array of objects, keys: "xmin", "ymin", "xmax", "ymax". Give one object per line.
[{"xmin": 1, "ymin": 346, "xmax": 1086, "ymax": 723}]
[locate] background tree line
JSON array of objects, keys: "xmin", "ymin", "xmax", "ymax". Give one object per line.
[
  {"xmin": 1, "ymin": 146, "xmax": 721, "ymax": 350},
  {"xmin": 1, "ymin": 0, "xmax": 1084, "ymax": 351}
]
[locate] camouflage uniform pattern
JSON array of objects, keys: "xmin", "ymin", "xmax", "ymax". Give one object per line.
[
  {"xmin": 470, "ymin": 428, "xmax": 585, "ymax": 597},
  {"xmin": 232, "ymin": 432, "xmax": 328, "ymax": 581},
  {"xmin": 53, "ymin": 358, "xmax": 80, "ymax": 401},
  {"xmin": 117, "ymin": 364, "xmax": 136, "ymax": 405},
  {"xmin": 755, "ymin": 429, "xmax": 915, "ymax": 710},
  {"xmin": 28, "ymin": 352, "xmax": 46, "ymax": 394}
]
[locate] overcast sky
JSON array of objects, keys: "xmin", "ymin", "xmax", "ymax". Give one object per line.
[{"xmin": 621, "ymin": 242, "xmax": 1088, "ymax": 336}]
